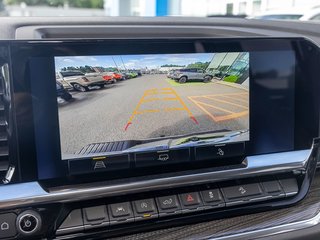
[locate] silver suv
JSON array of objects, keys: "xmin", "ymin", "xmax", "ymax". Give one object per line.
[{"xmin": 173, "ymin": 68, "xmax": 213, "ymax": 83}]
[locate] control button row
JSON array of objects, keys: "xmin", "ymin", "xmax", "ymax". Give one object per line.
[
  {"xmin": 68, "ymin": 143, "xmax": 246, "ymax": 174},
  {"xmin": 56, "ymin": 178, "xmax": 298, "ymax": 235},
  {"xmin": 0, "ymin": 210, "xmax": 42, "ymax": 239}
]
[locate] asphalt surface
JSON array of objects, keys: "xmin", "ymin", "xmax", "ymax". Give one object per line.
[{"xmin": 58, "ymin": 74, "xmax": 249, "ymax": 155}]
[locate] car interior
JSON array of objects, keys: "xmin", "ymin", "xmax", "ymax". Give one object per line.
[{"xmin": 1, "ymin": 1, "xmax": 320, "ymax": 240}]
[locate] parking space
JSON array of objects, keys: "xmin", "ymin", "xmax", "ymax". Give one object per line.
[{"xmin": 188, "ymin": 92, "xmax": 249, "ymax": 122}]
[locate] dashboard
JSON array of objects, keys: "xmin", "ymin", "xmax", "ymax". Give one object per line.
[{"xmin": 0, "ymin": 17, "xmax": 320, "ymax": 240}]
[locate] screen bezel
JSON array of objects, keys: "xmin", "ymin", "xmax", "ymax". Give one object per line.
[{"xmin": 3, "ymin": 37, "xmax": 319, "ymax": 184}]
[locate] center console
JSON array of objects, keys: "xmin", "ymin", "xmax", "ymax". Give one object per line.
[{"xmin": 0, "ymin": 37, "xmax": 319, "ymax": 239}]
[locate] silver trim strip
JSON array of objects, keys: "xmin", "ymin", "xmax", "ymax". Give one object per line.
[
  {"xmin": 212, "ymin": 208, "xmax": 320, "ymax": 240},
  {"xmin": 0, "ymin": 150, "xmax": 311, "ymax": 210}
]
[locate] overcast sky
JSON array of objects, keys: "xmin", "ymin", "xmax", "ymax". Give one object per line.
[{"xmin": 54, "ymin": 53, "xmax": 214, "ymax": 71}]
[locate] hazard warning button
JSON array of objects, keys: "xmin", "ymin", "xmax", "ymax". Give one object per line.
[{"xmin": 179, "ymin": 192, "xmax": 203, "ymax": 210}]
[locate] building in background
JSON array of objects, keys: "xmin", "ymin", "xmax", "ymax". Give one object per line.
[
  {"xmin": 207, "ymin": 52, "xmax": 249, "ymax": 83},
  {"xmin": 4, "ymin": 0, "xmax": 320, "ymax": 17},
  {"xmin": 104, "ymin": 0, "xmax": 320, "ymax": 17}
]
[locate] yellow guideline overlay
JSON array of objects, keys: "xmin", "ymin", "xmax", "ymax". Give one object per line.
[
  {"xmin": 125, "ymin": 88, "xmax": 198, "ymax": 130},
  {"xmin": 188, "ymin": 92, "xmax": 249, "ymax": 122}
]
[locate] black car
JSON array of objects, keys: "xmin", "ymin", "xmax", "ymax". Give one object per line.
[{"xmin": 56, "ymin": 81, "xmax": 72, "ymax": 101}]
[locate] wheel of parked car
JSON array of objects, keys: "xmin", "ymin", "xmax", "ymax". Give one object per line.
[
  {"xmin": 179, "ymin": 76, "xmax": 187, "ymax": 83},
  {"xmin": 99, "ymin": 84, "xmax": 105, "ymax": 89},
  {"xmin": 72, "ymin": 83, "xmax": 88, "ymax": 92},
  {"xmin": 203, "ymin": 75, "xmax": 213, "ymax": 83}
]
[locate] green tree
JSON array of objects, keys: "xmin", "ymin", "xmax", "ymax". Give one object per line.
[
  {"xmin": 187, "ymin": 61, "xmax": 210, "ymax": 69},
  {"xmin": 104, "ymin": 67, "xmax": 118, "ymax": 72},
  {"xmin": 66, "ymin": 66, "xmax": 78, "ymax": 71},
  {"xmin": 161, "ymin": 64, "xmax": 185, "ymax": 67},
  {"xmin": 79, "ymin": 65, "xmax": 94, "ymax": 73}
]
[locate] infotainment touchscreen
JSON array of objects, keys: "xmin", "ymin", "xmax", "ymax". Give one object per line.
[
  {"xmin": 54, "ymin": 52, "xmax": 250, "ymax": 160},
  {"xmin": 7, "ymin": 37, "xmax": 318, "ymax": 181}
]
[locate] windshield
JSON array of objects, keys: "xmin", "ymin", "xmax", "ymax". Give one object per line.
[
  {"xmin": 1, "ymin": 0, "xmax": 320, "ymax": 21},
  {"xmin": 60, "ymin": 71, "xmax": 85, "ymax": 77},
  {"xmin": 255, "ymin": 14, "xmax": 303, "ymax": 20}
]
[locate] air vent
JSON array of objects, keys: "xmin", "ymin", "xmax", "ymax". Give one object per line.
[{"xmin": 0, "ymin": 64, "xmax": 10, "ymax": 181}]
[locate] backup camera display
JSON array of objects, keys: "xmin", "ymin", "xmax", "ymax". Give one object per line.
[{"xmin": 55, "ymin": 52, "xmax": 249, "ymax": 159}]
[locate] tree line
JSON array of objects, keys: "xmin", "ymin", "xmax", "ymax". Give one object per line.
[
  {"xmin": 186, "ymin": 61, "xmax": 210, "ymax": 69},
  {"xmin": 161, "ymin": 62, "xmax": 210, "ymax": 70}
]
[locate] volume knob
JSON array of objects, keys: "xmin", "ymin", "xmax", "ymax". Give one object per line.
[{"xmin": 16, "ymin": 210, "xmax": 41, "ymax": 236}]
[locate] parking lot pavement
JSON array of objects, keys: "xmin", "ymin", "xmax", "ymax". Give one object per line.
[{"xmin": 58, "ymin": 74, "xmax": 249, "ymax": 155}]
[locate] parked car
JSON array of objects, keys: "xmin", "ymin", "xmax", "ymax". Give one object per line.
[
  {"xmin": 252, "ymin": 8, "xmax": 320, "ymax": 21},
  {"xmin": 56, "ymin": 81, "xmax": 72, "ymax": 101},
  {"xmin": 135, "ymin": 70, "xmax": 142, "ymax": 76},
  {"xmin": 85, "ymin": 72, "xmax": 117, "ymax": 83},
  {"xmin": 109, "ymin": 72, "xmax": 124, "ymax": 81},
  {"xmin": 173, "ymin": 68, "xmax": 213, "ymax": 83},
  {"xmin": 122, "ymin": 71, "xmax": 138, "ymax": 79},
  {"xmin": 121, "ymin": 72, "xmax": 132, "ymax": 79},
  {"xmin": 97, "ymin": 72, "xmax": 116, "ymax": 83},
  {"xmin": 57, "ymin": 71, "xmax": 106, "ymax": 92},
  {"xmin": 167, "ymin": 70, "xmax": 177, "ymax": 79},
  {"xmin": 129, "ymin": 71, "xmax": 138, "ymax": 78}
]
